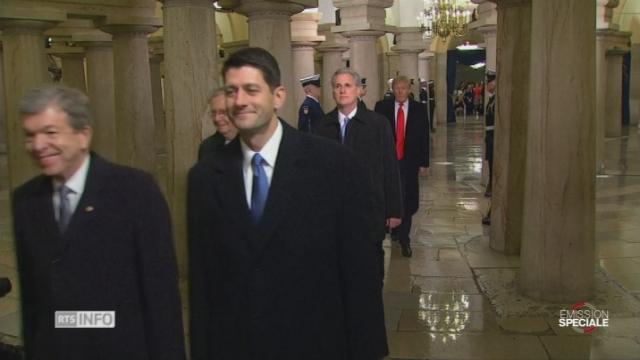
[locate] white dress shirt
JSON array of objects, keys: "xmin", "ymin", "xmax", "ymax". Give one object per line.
[
  {"xmin": 339, "ymin": 107, "xmax": 358, "ymax": 130},
  {"xmin": 52, "ymin": 154, "xmax": 90, "ymax": 221},
  {"xmin": 240, "ymin": 120, "xmax": 283, "ymax": 208}
]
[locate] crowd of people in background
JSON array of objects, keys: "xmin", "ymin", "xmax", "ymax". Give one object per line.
[{"xmin": 454, "ymin": 80, "xmax": 484, "ymax": 117}]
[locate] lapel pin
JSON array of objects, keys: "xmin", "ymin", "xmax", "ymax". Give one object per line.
[{"xmin": 85, "ymin": 206, "xmax": 94, "ymax": 212}]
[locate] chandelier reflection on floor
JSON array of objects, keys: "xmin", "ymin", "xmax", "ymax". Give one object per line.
[{"xmin": 418, "ymin": 0, "xmax": 473, "ymax": 40}]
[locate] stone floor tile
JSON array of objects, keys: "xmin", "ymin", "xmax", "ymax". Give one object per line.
[
  {"xmin": 540, "ymin": 335, "xmax": 640, "ymax": 360},
  {"xmin": 596, "ymin": 241, "xmax": 640, "ymax": 258},
  {"xmin": 388, "ymin": 332, "xmax": 548, "ymax": 360},
  {"xmin": 598, "ymin": 258, "xmax": 640, "ymax": 276},
  {"xmin": 497, "ymin": 317, "xmax": 550, "ymax": 334}
]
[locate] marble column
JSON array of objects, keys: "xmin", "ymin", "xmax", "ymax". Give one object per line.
[
  {"xmin": 418, "ymin": 51, "xmax": 433, "ymax": 82},
  {"xmin": 233, "ymin": 1, "xmax": 305, "ymax": 127},
  {"xmin": 604, "ymin": 48, "xmax": 626, "ymax": 138},
  {"xmin": 317, "ymin": 24, "xmax": 348, "ymax": 110},
  {"xmin": 386, "ymin": 51, "xmax": 400, "ymax": 79},
  {"xmin": 595, "ymin": 27, "xmax": 629, "ymax": 172},
  {"xmin": 632, "ymin": 43, "xmax": 640, "ymax": 127},
  {"xmin": 0, "ymin": 40, "xmax": 5, "ymax": 156},
  {"xmin": 490, "ymin": 0, "xmax": 531, "ymax": 255},
  {"xmin": 49, "ymin": 46, "xmax": 87, "ymax": 93},
  {"xmin": 148, "ymin": 36, "xmax": 167, "ymax": 196},
  {"xmin": 470, "ymin": 0, "xmax": 498, "ymax": 72},
  {"xmin": 101, "ymin": 18, "xmax": 160, "ymax": 174},
  {"xmin": 162, "ymin": 0, "xmax": 218, "ymax": 276},
  {"xmin": 435, "ymin": 51, "xmax": 447, "ymax": 129},
  {"xmin": 519, "ymin": 0, "xmax": 596, "ymax": 302},
  {"xmin": 333, "ymin": 0, "xmax": 394, "ymax": 109},
  {"xmin": 74, "ymin": 33, "xmax": 117, "ymax": 161},
  {"xmin": 0, "ymin": 13, "xmax": 65, "ymax": 189},
  {"xmin": 392, "ymin": 28, "xmax": 426, "ymax": 100},
  {"xmin": 291, "ymin": 12, "xmax": 324, "ymax": 117}
]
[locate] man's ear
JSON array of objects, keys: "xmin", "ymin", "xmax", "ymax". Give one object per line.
[{"xmin": 273, "ymin": 86, "xmax": 286, "ymax": 110}]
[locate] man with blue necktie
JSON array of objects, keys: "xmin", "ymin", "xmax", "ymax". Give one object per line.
[
  {"xmin": 315, "ymin": 68, "xmax": 403, "ymax": 273},
  {"xmin": 188, "ymin": 47, "xmax": 388, "ymax": 360}
]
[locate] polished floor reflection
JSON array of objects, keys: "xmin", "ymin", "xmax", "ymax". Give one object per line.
[
  {"xmin": 1, "ymin": 120, "xmax": 640, "ymax": 359},
  {"xmin": 381, "ymin": 119, "xmax": 640, "ymax": 359}
]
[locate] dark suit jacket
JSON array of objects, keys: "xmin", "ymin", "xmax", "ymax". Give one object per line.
[
  {"xmin": 188, "ymin": 121, "xmax": 387, "ymax": 360},
  {"xmin": 315, "ymin": 107, "xmax": 403, "ymax": 238},
  {"xmin": 374, "ymin": 99, "xmax": 430, "ymax": 215},
  {"xmin": 297, "ymin": 96, "xmax": 324, "ymax": 133},
  {"xmin": 12, "ymin": 153, "xmax": 185, "ymax": 360},
  {"xmin": 198, "ymin": 131, "xmax": 227, "ymax": 160}
]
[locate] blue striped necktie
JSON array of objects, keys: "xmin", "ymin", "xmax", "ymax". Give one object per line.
[
  {"xmin": 250, "ymin": 153, "xmax": 269, "ymax": 223},
  {"xmin": 341, "ymin": 117, "xmax": 350, "ymax": 143}
]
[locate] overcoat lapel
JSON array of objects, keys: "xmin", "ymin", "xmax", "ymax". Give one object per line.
[
  {"xmin": 57, "ymin": 153, "xmax": 106, "ymax": 253},
  {"xmin": 211, "ymin": 140, "xmax": 252, "ymax": 253},
  {"xmin": 250, "ymin": 123, "xmax": 305, "ymax": 263}
]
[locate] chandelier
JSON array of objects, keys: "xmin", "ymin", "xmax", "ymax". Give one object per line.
[{"xmin": 418, "ymin": 0, "xmax": 472, "ymax": 40}]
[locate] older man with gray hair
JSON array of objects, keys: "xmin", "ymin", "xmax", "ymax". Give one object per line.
[{"xmin": 12, "ymin": 84, "xmax": 185, "ymax": 360}]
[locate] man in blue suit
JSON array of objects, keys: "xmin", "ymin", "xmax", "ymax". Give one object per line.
[
  {"xmin": 188, "ymin": 47, "xmax": 388, "ymax": 360},
  {"xmin": 297, "ymin": 74, "xmax": 324, "ymax": 133},
  {"xmin": 375, "ymin": 76, "xmax": 430, "ymax": 257},
  {"xmin": 12, "ymin": 84, "xmax": 185, "ymax": 360}
]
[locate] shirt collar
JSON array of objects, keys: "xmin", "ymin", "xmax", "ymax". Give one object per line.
[
  {"xmin": 338, "ymin": 107, "xmax": 357, "ymax": 124},
  {"xmin": 240, "ymin": 119, "xmax": 283, "ymax": 169},
  {"xmin": 54, "ymin": 153, "xmax": 90, "ymax": 194}
]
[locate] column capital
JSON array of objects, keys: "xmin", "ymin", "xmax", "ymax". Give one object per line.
[
  {"xmin": 161, "ymin": 0, "xmax": 215, "ymax": 8},
  {"xmin": 291, "ymin": 12, "xmax": 325, "ymax": 45},
  {"xmin": 47, "ymin": 44, "xmax": 85, "ymax": 58},
  {"xmin": 469, "ymin": 1, "xmax": 497, "ymax": 31},
  {"xmin": 148, "ymin": 36, "xmax": 164, "ymax": 59},
  {"xmin": 317, "ymin": 23, "xmax": 349, "ymax": 53},
  {"xmin": 419, "ymin": 50, "xmax": 435, "ymax": 59},
  {"xmin": 230, "ymin": 1, "xmax": 305, "ymax": 18},
  {"xmin": 72, "ymin": 29, "xmax": 113, "ymax": 46},
  {"xmin": 496, "ymin": 0, "xmax": 530, "ymax": 9},
  {"xmin": 392, "ymin": 27, "xmax": 428, "ymax": 54},
  {"xmin": 99, "ymin": 16, "xmax": 162, "ymax": 36},
  {"xmin": 596, "ymin": 28, "xmax": 631, "ymax": 52},
  {"xmin": 597, "ymin": 0, "xmax": 620, "ymax": 30},
  {"xmin": 332, "ymin": 0, "xmax": 394, "ymax": 34}
]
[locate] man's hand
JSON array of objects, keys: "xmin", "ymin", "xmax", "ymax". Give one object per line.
[
  {"xmin": 386, "ymin": 217, "xmax": 402, "ymax": 229},
  {"xmin": 419, "ymin": 167, "xmax": 429, "ymax": 176}
]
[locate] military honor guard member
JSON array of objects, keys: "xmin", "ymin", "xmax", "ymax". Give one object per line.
[{"xmin": 297, "ymin": 74, "xmax": 324, "ymax": 133}]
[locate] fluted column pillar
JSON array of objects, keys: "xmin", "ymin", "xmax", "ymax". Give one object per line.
[
  {"xmin": 470, "ymin": 0, "xmax": 497, "ymax": 72},
  {"xmin": 333, "ymin": 0, "xmax": 394, "ymax": 109},
  {"xmin": 0, "ymin": 12, "xmax": 65, "ymax": 189},
  {"xmin": 519, "ymin": 0, "xmax": 596, "ymax": 302},
  {"xmin": 74, "ymin": 32, "xmax": 117, "ymax": 161},
  {"xmin": 604, "ymin": 48, "xmax": 626, "ymax": 138},
  {"xmin": 232, "ymin": 1, "xmax": 305, "ymax": 126},
  {"xmin": 317, "ymin": 24, "xmax": 348, "ymax": 110},
  {"xmin": 100, "ymin": 18, "xmax": 160, "ymax": 174},
  {"xmin": 291, "ymin": 12, "xmax": 325, "ymax": 117},
  {"xmin": 392, "ymin": 27, "xmax": 427, "ymax": 99},
  {"xmin": 490, "ymin": 0, "xmax": 531, "ymax": 255},
  {"xmin": 161, "ymin": 0, "xmax": 218, "ymax": 276}
]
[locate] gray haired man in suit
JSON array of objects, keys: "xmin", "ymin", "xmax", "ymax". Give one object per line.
[{"xmin": 12, "ymin": 84, "xmax": 185, "ymax": 360}]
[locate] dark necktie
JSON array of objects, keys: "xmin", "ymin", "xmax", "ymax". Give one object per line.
[
  {"xmin": 341, "ymin": 117, "xmax": 350, "ymax": 143},
  {"xmin": 396, "ymin": 102, "xmax": 405, "ymax": 160},
  {"xmin": 58, "ymin": 185, "xmax": 72, "ymax": 232},
  {"xmin": 250, "ymin": 153, "xmax": 269, "ymax": 223}
]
